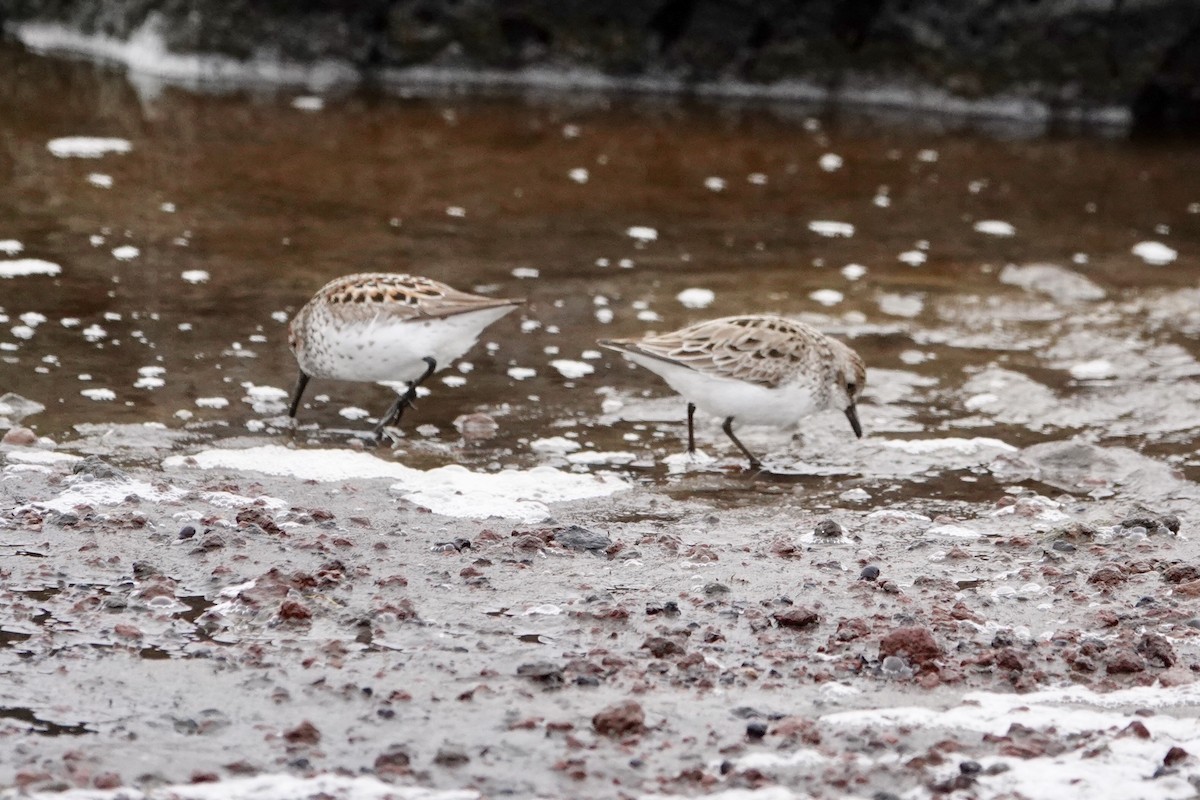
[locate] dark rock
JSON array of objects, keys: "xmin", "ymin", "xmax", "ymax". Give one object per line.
[
  {"xmin": 860, "ymin": 565, "xmax": 880, "ymax": 581},
  {"xmin": 433, "ymin": 746, "xmax": 469, "ymax": 767},
  {"xmin": 554, "ymin": 525, "xmax": 611, "ymax": 552},
  {"xmin": 7, "ymin": 2, "xmax": 1200, "ymax": 132},
  {"xmin": 72, "ymin": 455, "xmax": 126, "ymax": 481},
  {"xmin": 1136, "ymin": 633, "xmax": 1176, "ymax": 668},
  {"xmin": 282, "ymin": 720, "xmax": 320, "ymax": 745},
  {"xmin": 646, "ymin": 601, "xmax": 680, "ymax": 616},
  {"xmin": 746, "ymin": 721, "xmax": 768, "ymax": 740},
  {"xmin": 432, "ymin": 537, "xmax": 472, "ymax": 552},
  {"xmin": 960, "ymin": 760, "xmax": 982, "ymax": 775},
  {"xmin": 516, "ymin": 661, "xmax": 563, "ymax": 686},
  {"xmin": 178, "ymin": 525, "xmax": 197, "ymax": 539},
  {"xmin": 813, "ymin": 519, "xmax": 843, "ymax": 537},
  {"xmin": 1164, "ymin": 746, "xmax": 1189, "ymax": 766}
]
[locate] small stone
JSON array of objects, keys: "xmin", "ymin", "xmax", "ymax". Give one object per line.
[
  {"xmin": 433, "ymin": 745, "xmax": 470, "ymax": 767},
  {"xmin": 1106, "ymin": 649, "xmax": 1146, "ymax": 674},
  {"xmin": 592, "ymin": 701, "xmax": 646, "ymax": 738},
  {"xmin": 1163, "ymin": 564, "xmax": 1200, "ymax": 584},
  {"xmin": 879, "ymin": 626, "xmax": 942, "ymax": 667},
  {"xmin": 959, "ymin": 760, "xmax": 982, "ymax": 776},
  {"xmin": 814, "ymin": 519, "xmax": 844, "ymax": 537},
  {"xmin": 72, "ymin": 455, "xmax": 127, "ymax": 481},
  {"xmin": 554, "ymin": 525, "xmax": 611, "ymax": 552},
  {"xmin": 1051, "ymin": 540, "xmax": 1076, "ymax": 552},
  {"xmin": 1164, "ymin": 746, "xmax": 1189, "ymax": 766},
  {"xmin": 642, "ymin": 636, "xmax": 686, "ymax": 658},
  {"xmin": 704, "ymin": 582, "xmax": 730, "ymax": 595},
  {"xmin": 373, "ymin": 746, "xmax": 411, "ymax": 776},
  {"xmin": 283, "ymin": 720, "xmax": 321, "ymax": 745},
  {"xmin": 860, "ymin": 565, "xmax": 881, "ymax": 581},
  {"xmin": 516, "ymin": 662, "xmax": 563, "ymax": 685},
  {"xmin": 774, "ymin": 607, "xmax": 819, "ymax": 629},
  {"xmin": 746, "ymin": 721, "xmax": 768, "ymax": 740},
  {"xmin": 178, "ymin": 525, "xmax": 197, "ymax": 539},
  {"xmin": 1, "ymin": 426, "xmax": 37, "ymax": 446},
  {"xmin": 1136, "ymin": 633, "xmax": 1176, "ymax": 667}
]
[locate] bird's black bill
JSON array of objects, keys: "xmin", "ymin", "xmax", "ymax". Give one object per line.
[{"xmin": 845, "ymin": 404, "xmax": 863, "ymax": 438}]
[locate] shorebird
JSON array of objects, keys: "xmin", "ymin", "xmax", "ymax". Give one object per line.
[
  {"xmin": 287, "ymin": 273, "xmax": 522, "ymax": 436},
  {"xmin": 599, "ymin": 315, "xmax": 865, "ymax": 469}
]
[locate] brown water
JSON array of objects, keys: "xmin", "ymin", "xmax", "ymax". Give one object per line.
[{"xmin": 2, "ymin": 41, "xmax": 1199, "ymax": 485}]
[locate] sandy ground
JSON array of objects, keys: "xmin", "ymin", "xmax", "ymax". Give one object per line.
[{"xmin": 2, "ymin": 426, "xmax": 1200, "ymax": 800}]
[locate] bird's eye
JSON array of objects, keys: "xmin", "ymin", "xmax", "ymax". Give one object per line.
[{"xmin": 846, "ymin": 382, "xmax": 857, "ymax": 397}]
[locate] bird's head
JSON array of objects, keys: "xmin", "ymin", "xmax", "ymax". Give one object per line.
[{"xmin": 832, "ymin": 343, "xmax": 866, "ymax": 439}]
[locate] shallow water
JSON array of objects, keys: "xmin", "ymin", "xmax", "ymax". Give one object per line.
[{"xmin": 2, "ymin": 40, "xmax": 1199, "ymax": 492}]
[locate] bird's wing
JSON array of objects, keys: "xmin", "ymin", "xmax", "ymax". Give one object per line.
[
  {"xmin": 322, "ymin": 273, "xmax": 523, "ymax": 321},
  {"xmin": 602, "ymin": 316, "xmax": 823, "ymax": 388}
]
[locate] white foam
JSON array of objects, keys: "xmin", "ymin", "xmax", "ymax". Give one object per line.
[
  {"xmin": 195, "ymin": 397, "xmax": 229, "ymax": 409},
  {"xmin": 568, "ymin": 167, "xmax": 589, "ymax": 184},
  {"xmin": 898, "ymin": 249, "xmax": 927, "ymax": 266},
  {"xmin": 164, "ymin": 445, "xmax": 626, "ymax": 523},
  {"xmin": 808, "ymin": 220, "xmax": 855, "ymax": 238},
  {"xmin": 877, "ymin": 437, "xmax": 1017, "ymax": 455},
  {"xmin": 549, "ymin": 359, "xmax": 594, "ymax": 379},
  {"xmin": 112, "ymin": 245, "xmax": 140, "ymax": 261},
  {"xmin": 1132, "ymin": 240, "xmax": 1177, "ymax": 265},
  {"xmin": 704, "ymin": 176, "xmax": 726, "ymax": 192},
  {"xmin": 80, "ymin": 387, "xmax": 116, "ymax": 401},
  {"xmin": 809, "ymin": 289, "xmax": 843, "ymax": 306},
  {"xmin": 974, "ymin": 219, "xmax": 1016, "ymax": 237},
  {"xmin": 181, "ymin": 269, "xmax": 210, "ymax": 284},
  {"xmin": 677, "ymin": 287, "xmax": 715, "ymax": 309},
  {"xmin": 291, "ymin": 95, "xmax": 324, "ymax": 111},
  {"xmin": 1069, "ymin": 359, "xmax": 1116, "ymax": 380},
  {"xmin": 46, "ymin": 136, "xmax": 132, "ymax": 158},
  {"xmin": 0, "ymin": 240, "xmax": 23, "ymax": 256},
  {"xmin": 0, "ymin": 259, "xmax": 62, "ymax": 278},
  {"xmin": 529, "ymin": 436, "xmax": 582, "ymax": 454},
  {"xmin": 818, "ymin": 152, "xmax": 843, "ymax": 172},
  {"xmin": 507, "ymin": 366, "xmax": 536, "ymax": 380},
  {"xmin": 626, "ymin": 226, "xmax": 658, "ymax": 242},
  {"xmin": 87, "ymin": 172, "xmax": 113, "ymax": 188}
]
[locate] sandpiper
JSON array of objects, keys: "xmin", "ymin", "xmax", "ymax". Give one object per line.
[
  {"xmin": 599, "ymin": 315, "xmax": 865, "ymax": 469},
  {"xmin": 287, "ymin": 273, "xmax": 523, "ymax": 435}
]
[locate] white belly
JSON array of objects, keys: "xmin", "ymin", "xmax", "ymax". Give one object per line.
[
  {"xmin": 298, "ymin": 305, "xmax": 514, "ymax": 383},
  {"xmin": 623, "ymin": 353, "xmax": 821, "ymax": 427}
]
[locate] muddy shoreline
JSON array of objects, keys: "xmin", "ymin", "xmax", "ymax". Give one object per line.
[{"xmin": 2, "ymin": 427, "xmax": 1200, "ymax": 798}]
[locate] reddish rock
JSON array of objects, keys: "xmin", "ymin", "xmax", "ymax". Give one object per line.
[
  {"xmin": 1163, "ymin": 564, "xmax": 1200, "ymax": 584},
  {"xmin": 1136, "ymin": 633, "xmax": 1176, "ymax": 667},
  {"xmin": 995, "ymin": 648, "xmax": 1031, "ymax": 673},
  {"xmin": 1106, "ymin": 650, "xmax": 1146, "ymax": 675},
  {"xmin": 1094, "ymin": 610, "xmax": 1120, "ymax": 627},
  {"xmin": 1164, "ymin": 746, "xmax": 1189, "ymax": 766},
  {"xmin": 1120, "ymin": 720, "xmax": 1151, "ymax": 739},
  {"xmin": 374, "ymin": 745, "xmax": 412, "ymax": 776},
  {"xmin": 92, "ymin": 773, "xmax": 121, "ymax": 789},
  {"xmin": 836, "ymin": 617, "xmax": 870, "ymax": 641},
  {"xmin": 770, "ymin": 716, "xmax": 821, "ymax": 744},
  {"xmin": 592, "ymin": 701, "xmax": 646, "ymax": 738},
  {"xmin": 112, "ymin": 624, "xmax": 142, "ymax": 640},
  {"xmin": 642, "ymin": 637, "xmax": 686, "ymax": 658},
  {"xmin": 1087, "ymin": 565, "xmax": 1127, "ymax": 589},
  {"xmin": 278, "ymin": 600, "xmax": 312, "ymax": 621},
  {"xmin": 775, "ymin": 607, "xmax": 820, "ymax": 629},
  {"xmin": 1, "ymin": 426, "xmax": 37, "ymax": 446},
  {"xmin": 1174, "ymin": 580, "xmax": 1200, "ymax": 598},
  {"xmin": 879, "ymin": 626, "xmax": 942, "ymax": 668},
  {"xmin": 283, "ymin": 720, "xmax": 321, "ymax": 745}
]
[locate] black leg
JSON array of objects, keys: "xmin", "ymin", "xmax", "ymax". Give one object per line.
[
  {"xmin": 722, "ymin": 416, "xmax": 762, "ymax": 470},
  {"xmin": 288, "ymin": 370, "xmax": 310, "ymax": 418},
  {"xmin": 373, "ymin": 357, "xmax": 437, "ymax": 437},
  {"xmin": 686, "ymin": 402, "xmax": 696, "ymax": 454}
]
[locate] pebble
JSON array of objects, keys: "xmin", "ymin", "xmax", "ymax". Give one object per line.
[
  {"xmin": 860, "ymin": 565, "xmax": 880, "ymax": 581},
  {"xmin": 746, "ymin": 721, "xmax": 768, "ymax": 740}
]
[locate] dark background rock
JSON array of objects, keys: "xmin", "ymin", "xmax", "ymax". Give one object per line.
[{"xmin": 4, "ymin": 0, "xmax": 1200, "ymax": 131}]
